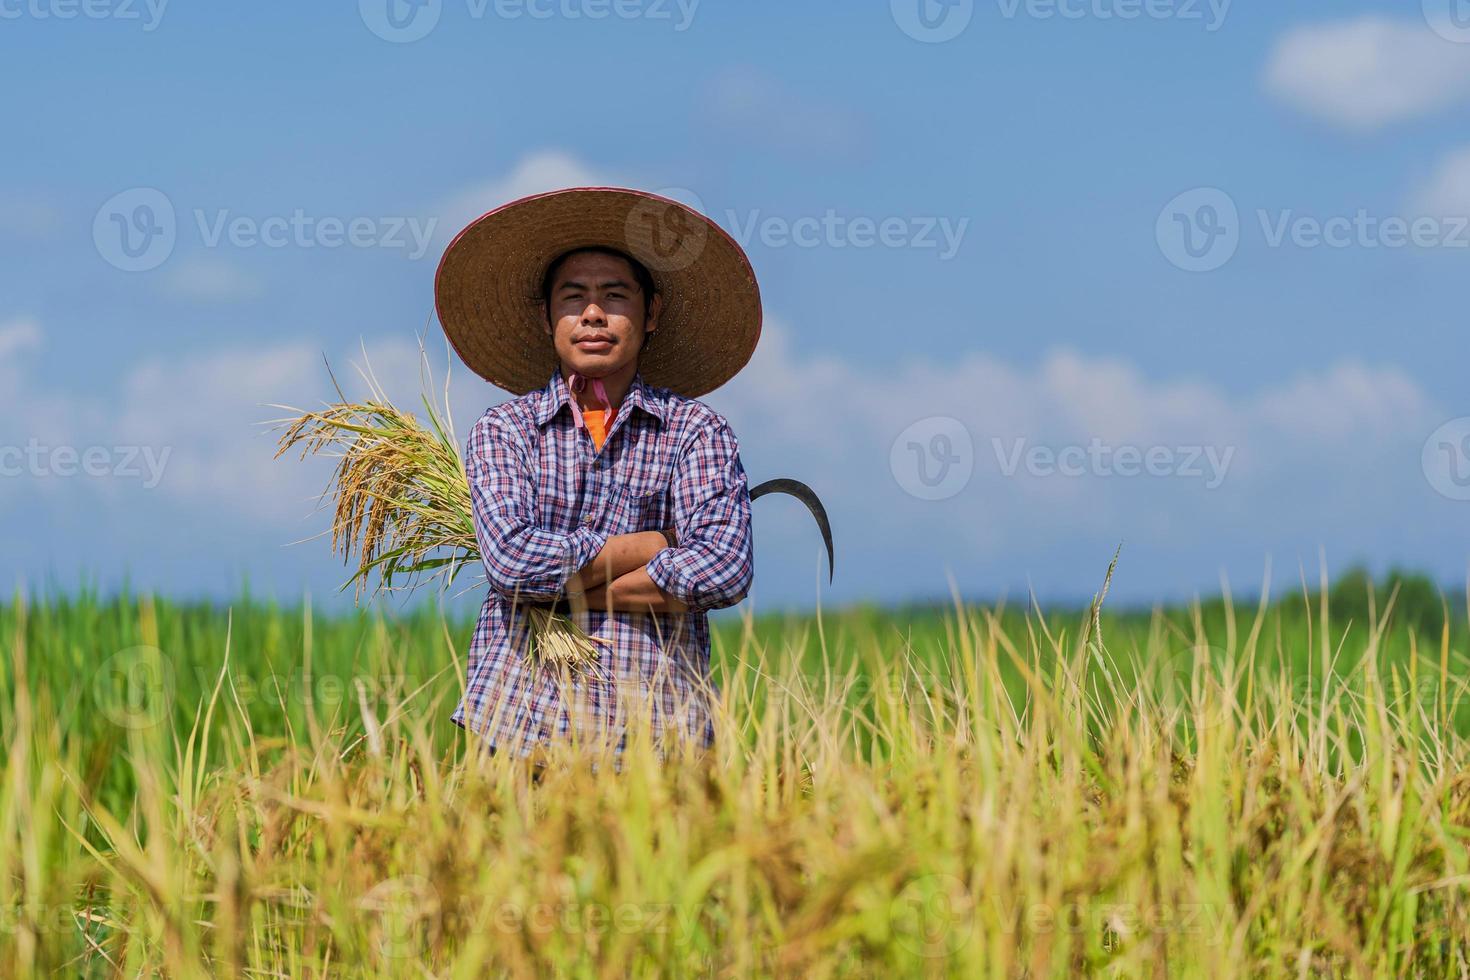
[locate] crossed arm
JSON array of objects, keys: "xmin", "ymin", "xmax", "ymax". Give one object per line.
[
  {"xmin": 467, "ymin": 415, "xmax": 755, "ymax": 616},
  {"xmin": 565, "ymin": 530, "xmax": 687, "ymax": 613}
]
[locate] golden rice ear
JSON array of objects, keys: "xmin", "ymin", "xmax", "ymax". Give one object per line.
[
  {"xmin": 268, "ymin": 353, "xmax": 620, "ymax": 672},
  {"xmin": 270, "ymin": 380, "xmax": 480, "ymax": 601}
]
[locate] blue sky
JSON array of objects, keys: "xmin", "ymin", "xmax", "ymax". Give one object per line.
[{"xmin": 3, "ymin": 0, "xmax": 1470, "ymax": 613}]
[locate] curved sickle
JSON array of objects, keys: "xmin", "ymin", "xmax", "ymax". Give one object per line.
[{"xmin": 748, "ymin": 478, "xmax": 834, "ymax": 583}]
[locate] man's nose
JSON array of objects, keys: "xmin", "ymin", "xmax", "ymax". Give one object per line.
[{"xmin": 580, "ymin": 303, "xmax": 607, "ymax": 325}]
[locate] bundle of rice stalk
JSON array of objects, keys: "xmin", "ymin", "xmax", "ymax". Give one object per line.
[{"xmin": 269, "ymin": 344, "xmax": 606, "ymax": 672}]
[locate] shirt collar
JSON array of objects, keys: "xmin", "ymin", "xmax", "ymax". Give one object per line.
[{"xmin": 533, "ymin": 367, "xmax": 665, "ymax": 429}]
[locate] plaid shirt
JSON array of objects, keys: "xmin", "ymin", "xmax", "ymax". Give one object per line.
[{"xmin": 451, "ymin": 367, "xmax": 754, "ymax": 756}]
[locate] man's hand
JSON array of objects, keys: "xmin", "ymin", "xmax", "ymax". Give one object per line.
[
  {"xmin": 566, "ymin": 528, "xmax": 676, "ymax": 593},
  {"xmin": 580, "ymin": 566, "xmax": 689, "ymax": 615}
]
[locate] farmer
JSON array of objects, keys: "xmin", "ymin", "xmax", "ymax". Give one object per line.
[{"xmin": 434, "ymin": 187, "xmax": 763, "ymax": 762}]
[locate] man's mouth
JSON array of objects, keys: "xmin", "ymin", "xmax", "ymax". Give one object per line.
[{"xmin": 575, "ymin": 335, "xmax": 614, "ymax": 352}]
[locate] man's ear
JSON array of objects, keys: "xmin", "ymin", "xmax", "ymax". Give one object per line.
[
  {"xmin": 645, "ymin": 292, "xmax": 663, "ymax": 338},
  {"xmin": 540, "ymin": 301, "xmax": 553, "ymax": 336}
]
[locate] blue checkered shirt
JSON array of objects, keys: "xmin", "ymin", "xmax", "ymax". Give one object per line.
[{"xmin": 451, "ymin": 367, "xmax": 754, "ymax": 756}]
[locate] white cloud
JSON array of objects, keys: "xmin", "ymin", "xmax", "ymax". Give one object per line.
[
  {"xmin": 107, "ymin": 335, "xmax": 509, "ymax": 523},
  {"xmin": 0, "ymin": 317, "xmax": 42, "ymax": 362},
  {"xmin": 700, "ymin": 67, "xmax": 867, "ymax": 157},
  {"xmin": 718, "ymin": 321, "xmax": 1257, "ymax": 467},
  {"xmin": 1410, "ymin": 145, "xmax": 1470, "ymax": 217},
  {"xmin": 0, "ymin": 193, "xmax": 61, "ymax": 241},
  {"xmin": 434, "ymin": 150, "xmax": 614, "ymax": 243},
  {"xmin": 0, "ymin": 326, "xmax": 508, "ymax": 526},
  {"xmin": 712, "ymin": 320, "xmax": 1442, "ymax": 581},
  {"xmin": 0, "ymin": 314, "xmax": 1451, "ymax": 605},
  {"xmin": 1252, "ymin": 362, "xmax": 1434, "ymax": 442},
  {"xmin": 1263, "ymin": 17, "xmax": 1470, "ymax": 130},
  {"xmin": 0, "ymin": 319, "xmax": 45, "ymax": 422}
]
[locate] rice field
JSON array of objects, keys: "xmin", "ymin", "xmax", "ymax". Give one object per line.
[{"xmin": 3, "ymin": 570, "xmax": 1470, "ymax": 977}]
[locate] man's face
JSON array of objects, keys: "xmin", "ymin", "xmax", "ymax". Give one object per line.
[{"xmin": 542, "ymin": 250, "xmax": 660, "ymax": 378}]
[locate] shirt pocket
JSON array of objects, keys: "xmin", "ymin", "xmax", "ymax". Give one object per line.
[
  {"xmin": 608, "ymin": 427, "xmax": 672, "ymax": 532},
  {"xmin": 609, "ymin": 480, "xmax": 668, "ymax": 533}
]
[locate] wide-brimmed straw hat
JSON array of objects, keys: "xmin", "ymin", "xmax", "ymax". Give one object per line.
[{"xmin": 435, "ymin": 186, "xmax": 762, "ymax": 398}]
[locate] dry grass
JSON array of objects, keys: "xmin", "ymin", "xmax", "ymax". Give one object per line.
[{"xmin": 4, "ymin": 576, "xmax": 1470, "ymax": 976}]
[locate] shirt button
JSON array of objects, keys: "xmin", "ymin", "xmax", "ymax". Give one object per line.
[{"xmin": 583, "ymin": 513, "xmax": 595, "ymax": 525}]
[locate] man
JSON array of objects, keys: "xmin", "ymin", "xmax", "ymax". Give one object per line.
[{"xmin": 434, "ymin": 187, "xmax": 763, "ymax": 760}]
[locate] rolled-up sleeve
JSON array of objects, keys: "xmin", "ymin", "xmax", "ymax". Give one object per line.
[
  {"xmin": 645, "ymin": 418, "xmax": 754, "ymax": 611},
  {"xmin": 468, "ymin": 415, "xmax": 606, "ymax": 601}
]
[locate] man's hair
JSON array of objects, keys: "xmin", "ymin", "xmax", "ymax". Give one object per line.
[{"xmin": 540, "ymin": 246, "xmax": 658, "ymax": 319}]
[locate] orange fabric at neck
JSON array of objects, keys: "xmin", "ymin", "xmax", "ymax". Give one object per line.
[{"xmin": 583, "ymin": 408, "xmax": 609, "ymax": 451}]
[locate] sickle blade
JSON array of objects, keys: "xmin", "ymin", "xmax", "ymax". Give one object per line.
[{"xmin": 748, "ymin": 478, "xmax": 835, "ymax": 583}]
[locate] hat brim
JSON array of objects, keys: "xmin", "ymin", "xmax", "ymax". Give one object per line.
[{"xmin": 435, "ymin": 186, "xmax": 762, "ymax": 398}]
